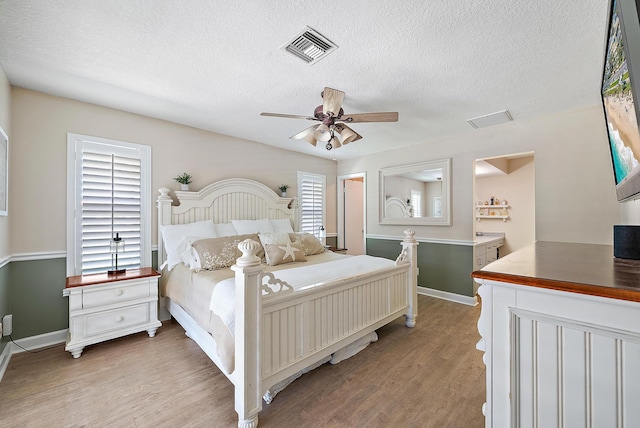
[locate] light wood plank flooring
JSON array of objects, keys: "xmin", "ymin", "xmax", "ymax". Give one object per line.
[{"xmin": 0, "ymin": 296, "xmax": 485, "ymax": 427}]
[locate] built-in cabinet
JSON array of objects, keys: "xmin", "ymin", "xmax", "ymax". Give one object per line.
[
  {"xmin": 472, "ymin": 242, "xmax": 640, "ymax": 427},
  {"xmin": 473, "ymin": 234, "xmax": 504, "ymax": 271}
]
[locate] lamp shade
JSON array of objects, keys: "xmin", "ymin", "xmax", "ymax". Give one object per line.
[
  {"xmin": 313, "ymin": 124, "xmax": 332, "ymax": 142},
  {"xmin": 336, "ymin": 124, "xmax": 361, "ymax": 145}
]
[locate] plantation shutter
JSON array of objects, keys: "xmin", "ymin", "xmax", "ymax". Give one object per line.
[
  {"xmin": 68, "ymin": 135, "xmax": 151, "ymax": 276},
  {"xmin": 298, "ymin": 172, "xmax": 325, "ymax": 236},
  {"xmin": 81, "ymin": 148, "xmax": 141, "ymax": 274}
]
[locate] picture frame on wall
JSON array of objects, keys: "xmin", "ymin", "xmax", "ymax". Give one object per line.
[{"xmin": 0, "ymin": 126, "xmax": 7, "ymax": 216}]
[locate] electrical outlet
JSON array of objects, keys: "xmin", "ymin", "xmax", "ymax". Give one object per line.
[{"xmin": 2, "ymin": 314, "xmax": 12, "ymax": 336}]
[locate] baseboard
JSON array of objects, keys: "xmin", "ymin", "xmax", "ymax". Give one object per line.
[
  {"xmin": 418, "ymin": 286, "xmax": 478, "ymax": 306},
  {"xmin": 0, "ymin": 341, "xmax": 11, "ymax": 382},
  {"xmin": 11, "ymin": 329, "xmax": 68, "ymax": 354}
]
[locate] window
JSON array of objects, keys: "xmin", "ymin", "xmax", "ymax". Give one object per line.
[
  {"xmin": 410, "ymin": 190, "xmax": 422, "ymax": 217},
  {"xmin": 297, "ymin": 171, "xmax": 325, "ymax": 237},
  {"xmin": 67, "ymin": 134, "xmax": 151, "ymax": 276}
]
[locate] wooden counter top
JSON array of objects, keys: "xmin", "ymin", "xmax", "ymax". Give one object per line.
[{"xmin": 471, "ymin": 241, "xmax": 640, "ymax": 302}]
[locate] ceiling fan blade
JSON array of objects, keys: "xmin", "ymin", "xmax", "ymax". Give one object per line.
[
  {"xmin": 322, "ymin": 87, "xmax": 345, "ymax": 117},
  {"xmin": 261, "ymin": 112, "xmax": 317, "ymax": 121},
  {"xmin": 334, "ymin": 123, "xmax": 362, "ymax": 145},
  {"xmin": 290, "ymin": 125, "xmax": 319, "ymax": 146},
  {"xmin": 338, "ymin": 112, "xmax": 399, "ymax": 123}
]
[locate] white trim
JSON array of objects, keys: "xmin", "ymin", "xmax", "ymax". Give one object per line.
[
  {"xmin": 11, "ymin": 329, "xmax": 68, "ymax": 354},
  {"xmin": 337, "ymin": 172, "xmax": 366, "ymax": 252},
  {"xmin": 10, "ymin": 251, "xmax": 67, "ymax": 262},
  {"xmin": 0, "ymin": 329, "xmax": 68, "ymax": 383},
  {"xmin": 0, "ymin": 341, "xmax": 11, "ymax": 382},
  {"xmin": 418, "ymin": 286, "xmax": 478, "ymax": 306},
  {"xmin": 0, "ymin": 255, "xmax": 9, "ymax": 269},
  {"xmin": 367, "ymin": 234, "xmax": 474, "ymax": 246}
]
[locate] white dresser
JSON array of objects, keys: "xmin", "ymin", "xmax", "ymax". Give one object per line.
[
  {"xmin": 473, "ymin": 242, "xmax": 640, "ymax": 427},
  {"xmin": 64, "ymin": 268, "xmax": 161, "ymax": 358}
]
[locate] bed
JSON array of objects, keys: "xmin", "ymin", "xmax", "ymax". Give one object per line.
[{"xmin": 156, "ymin": 177, "xmax": 418, "ymax": 428}]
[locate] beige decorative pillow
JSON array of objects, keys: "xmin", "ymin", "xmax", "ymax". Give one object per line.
[
  {"xmin": 191, "ymin": 234, "xmax": 263, "ymax": 271},
  {"xmin": 264, "ymin": 242, "xmax": 307, "ymax": 266},
  {"xmin": 289, "ymin": 233, "xmax": 326, "ymax": 256}
]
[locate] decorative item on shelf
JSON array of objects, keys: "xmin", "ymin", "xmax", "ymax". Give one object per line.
[
  {"xmin": 174, "ymin": 173, "xmax": 192, "ymax": 191},
  {"xmin": 278, "ymin": 184, "xmax": 289, "ymax": 197},
  {"xmin": 108, "ymin": 233, "xmax": 126, "ymax": 275},
  {"xmin": 318, "ymin": 225, "xmax": 326, "ymax": 247},
  {"xmin": 406, "ymin": 198, "xmax": 411, "ymax": 205},
  {"xmin": 501, "ymin": 199, "xmax": 508, "ymax": 205}
]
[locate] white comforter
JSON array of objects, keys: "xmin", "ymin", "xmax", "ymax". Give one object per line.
[{"xmin": 210, "ymin": 255, "xmax": 396, "ymax": 334}]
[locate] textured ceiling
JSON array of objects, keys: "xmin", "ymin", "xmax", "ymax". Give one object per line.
[{"xmin": 0, "ymin": 0, "xmax": 609, "ymax": 160}]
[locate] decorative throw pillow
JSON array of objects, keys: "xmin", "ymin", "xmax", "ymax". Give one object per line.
[
  {"xmin": 190, "ymin": 234, "xmax": 263, "ymax": 271},
  {"xmin": 289, "ymin": 233, "xmax": 326, "ymax": 256},
  {"xmin": 259, "ymin": 233, "xmax": 293, "ymax": 265},
  {"xmin": 161, "ymin": 220, "xmax": 217, "ymax": 270},
  {"xmin": 263, "ymin": 241, "xmax": 307, "ymax": 266}
]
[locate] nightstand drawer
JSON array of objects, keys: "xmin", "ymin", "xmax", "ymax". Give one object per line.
[
  {"xmin": 84, "ymin": 303, "xmax": 151, "ymax": 337},
  {"xmin": 82, "ymin": 281, "xmax": 150, "ymax": 308}
]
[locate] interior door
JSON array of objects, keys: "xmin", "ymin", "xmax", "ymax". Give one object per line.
[{"xmin": 344, "ymin": 179, "xmax": 364, "ymax": 255}]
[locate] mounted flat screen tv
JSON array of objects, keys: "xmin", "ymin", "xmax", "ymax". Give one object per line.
[{"xmin": 602, "ymin": 0, "xmax": 640, "ymax": 201}]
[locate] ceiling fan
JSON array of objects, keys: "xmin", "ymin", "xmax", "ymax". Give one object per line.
[{"xmin": 261, "ymin": 87, "xmax": 398, "ymax": 150}]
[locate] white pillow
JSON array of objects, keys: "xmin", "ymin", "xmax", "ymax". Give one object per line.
[
  {"xmin": 270, "ymin": 218, "xmax": 294, "ymax": 233},
  {"xmin": 215, "ymin": 223, "xmax": 238, "ymax": 237},
  {"xmin": 161, "ymin": 220, "xmax": 217, "ymax": 270},
  {"xmin": 231, "ymin": 219, "xmax": 275, "ymax": 234}
]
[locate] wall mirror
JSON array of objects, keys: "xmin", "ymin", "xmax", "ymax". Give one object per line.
[{"xmin": 379, "ymin": 158, "xmax": 451, "ymax": 226}]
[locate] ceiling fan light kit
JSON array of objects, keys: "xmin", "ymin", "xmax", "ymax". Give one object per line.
[{"xmin": 261, "ymin": 87, "xmax": 398, "ymax": 151}]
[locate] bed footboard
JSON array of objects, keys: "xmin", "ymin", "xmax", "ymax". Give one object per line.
[{"xmin": 231, "ymin": 230, "xmax": 418, "ymax": 428}]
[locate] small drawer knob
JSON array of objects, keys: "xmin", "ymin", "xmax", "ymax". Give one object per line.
[
  {"xmin": 115, "ymin": 316, "xmax": 124, "ymax": 323},
  {"xmin": 115, "ymin": 289, "xmax": 124, "ymax": 296}
]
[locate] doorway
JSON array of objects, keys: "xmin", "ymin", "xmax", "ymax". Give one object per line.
[{"xmin": 337, "ymin": 173, "xmax": 366, "ymax": 255}]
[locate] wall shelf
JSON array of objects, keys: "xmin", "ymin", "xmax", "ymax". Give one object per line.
[{"xmin": 476, "ymin": 205, "xmax": 510, "ymax": 222}]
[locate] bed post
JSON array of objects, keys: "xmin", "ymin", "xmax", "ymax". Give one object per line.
[
  {"xmin": 402, "ymin": 229, "xmax": 418, "ymax": 328},
  {"xmin": 156, "ymin": 187, "xmax": 172, "ymax": 267},
  {"xmin": 231, "ymin": 239, "xmax": 264, "ymax": 428}
]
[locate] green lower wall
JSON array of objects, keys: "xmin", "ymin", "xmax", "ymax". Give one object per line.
[
  {"xmin": 0, "ymin": 263, "xmax": 9, "ymax": 353},
  {"xmin": 2, "ymin": 241, "xmax": 472, "ymax": 342},
  {"xmin": 10, "ymin": 258, "xmax": 68, "ymax": 339},
  {"xmin": 366, "ymin": 238, "xmax": 474, "ymax": 297}
]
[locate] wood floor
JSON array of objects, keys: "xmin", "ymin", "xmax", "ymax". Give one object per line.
[{"xmin": 0, "ymin": 295, "xmax": 485, "ymax": 427}]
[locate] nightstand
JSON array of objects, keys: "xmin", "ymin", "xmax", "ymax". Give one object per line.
[
  {"xmin": 63, "ymin": 267, "xmax": 161, "ymax": 358},
  {"xmin": 327, "ymin": 246, "xmax": 348, "ymax": 254}
]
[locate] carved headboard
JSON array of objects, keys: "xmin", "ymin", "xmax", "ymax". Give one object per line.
[
  {"xmin": 384, "ymin": 197, "xmax": 413, "ymax": 218},
  {"xmin": 156, "ymin": 178, "xmax": 297, "ymax": 264}
]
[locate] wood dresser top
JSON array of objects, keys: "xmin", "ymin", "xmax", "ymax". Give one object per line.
[
  {"xmin": 66, "ymin": 267, "xmax": 160, "ymax": 288},
  {"xmin": 472, "ymin": 241, "xmax": 640, "ymax": 302}
]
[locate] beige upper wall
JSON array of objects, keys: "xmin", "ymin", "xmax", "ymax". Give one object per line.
[
  {"xmin": 9, "ymin": 88, "xmax": 337, "ymax": 254},
  {"xmin": 0, "ymin": 66, "xmax": 10, "ymax": 259},
  {"xmin": 339, "ymin": 105, "xmax": 625, "ymax": 245},
  {"xmin": 475, "ymin": 156, "xmax": 535, "ymax": 256}
]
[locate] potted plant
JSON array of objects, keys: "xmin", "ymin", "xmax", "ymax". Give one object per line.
[
  {"xmin": 174, "ymin": 173, "xmax": 193, "ymax": 191},
  {"xmin": 278, "ymin": 184, "xmax": 289, "ymax": 197}
]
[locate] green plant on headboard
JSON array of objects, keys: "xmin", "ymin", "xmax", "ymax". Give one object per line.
[{"xmin": 173, "ymin": 173, "xmax": 192, "ymax": 185}]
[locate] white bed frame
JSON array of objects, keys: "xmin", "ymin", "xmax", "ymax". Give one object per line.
[{"xmin": 157, "ymin": 178, "xmax": 418, "ymax": 428}]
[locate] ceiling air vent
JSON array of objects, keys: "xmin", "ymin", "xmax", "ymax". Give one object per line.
[
  {"xmin": 282, "ymin": 27, "xmax": 338, "ymax": 65},
  {"xmin": 467, "ymin": 109, "xmax": 513, "ymax": 129}
]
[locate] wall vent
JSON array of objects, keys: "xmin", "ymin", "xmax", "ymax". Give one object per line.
[{"xmin": 282, "ymin": 27, "xmax": 338, "ymax": 65}]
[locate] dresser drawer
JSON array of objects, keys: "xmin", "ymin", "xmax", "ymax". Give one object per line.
[
  {"xmin": 84, "ymin": 303, "xmax": 151, "ymax": 337},
  {"xmin": 82, "ymin": 281, "xmax": 150, "ymax": 309}
]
